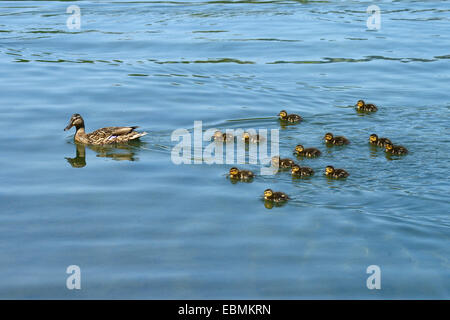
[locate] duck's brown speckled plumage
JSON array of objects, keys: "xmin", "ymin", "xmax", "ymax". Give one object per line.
[
  {"xmin": 64, "ymin": 114, "xmax": 147, "ymax": 145},
  {"xmin": 264, "ymin": 189, "xmax": 289, "ymax": 202},
  {"xmin": 385, "ymin": 142, "xmax": 408, "ymax": 155},
  {"xmin": 369, "ymin": 134, "xmax": 392, "ymax": 147},
  {"xmin": 324, "ymin": 132, "xmax": 350, "ymax": 146},
  {"xmin": 229, "ymin": 167, "xmax": 254, "ymax": 181},
  {"xmin": 325, "ymin": 166, "xmax": 349, "ymax": 179},
  {"xmin": 294, "ymin": 144, "xmax": 322, "ymax": 157},
  {"xmin": 291, "ymin": 164, "xmax": 314, "ymax": 177},
  {"xmin": 356, "ymin": 100, "xmax": 378, "ymax": 112},
  {"xmin": 278, "ymin": 110, "xmax": 302, "ymax": 123}
]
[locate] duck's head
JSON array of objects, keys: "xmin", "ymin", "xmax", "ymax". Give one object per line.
[
  {"xmin": 291, "ymin": 164, "xmax": 301, "ymax": 174},
  {"xmin": 242, "ymin": 132, "xmax": 251, "ymax": 140},
  {"xmin": 264, "ymin": 189, "xmax": 273, "ymax": 198},
  {"xmin": 213, "ymin": 130, "xmax": 223, "ymax": 139},
  {"xmin": 64, "ymin": 114, "xmax": 84, "ymax": 131},
  {"xmin": 356, "ymin": 100, "xmax": 365, "ymax": 109},
  {"xmin": 278, "ymin": 110, "xmax": 288, "ymax": 120},
  {"xmin": 324, "ymin": 132, "xmax": 334, "ymax": 142},
  {"xmin": 229, "ymin": 167, "xmax": 239, "ymax": 176},
  {"xmin": 385, "ymin": 142, "xmax": 394, "ymax": 152},
  {"xmin": 370, "ymin": 134, "xmax": 378, "ymax": 143},
  {"xmin": 295, "ymin": 144, "xmax": 304, "ymax": 153},
  {"xmin": 325, "ymin": 165, "xmax": 335, "ymax": 175},
  {"xmin": 271, "ymin": 156, "xmax": 280, "ymax": 165}
]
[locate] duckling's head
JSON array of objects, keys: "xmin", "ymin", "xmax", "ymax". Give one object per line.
[
  {"xmin": 264, "ymin": 189, "xmax": 273, "ymax": 197},
  {"xmin": 213, "ymin": 131, "xmax": 223, "ymax": 139},
  {"xmin": 324, "ymin": 132, "xmax": 334, "ymax": 141},
  {"xmin": 370, "ymin": 134, "xmax": 378, "ymax": 142},
  {"xmin": 242, "ymin": 132, "xmax": 251, "ymax": 140},
  {"xmin": 229, "ymin": 167, "xmax": 239, "ymax": 176},
  {"xmin": 385, "ymin": 142, "xmax": 394, "ymax": 151},
  {"xmin": 278, "ymin": 110, "xmax": 288, "ymax": 120},
  {"xmin": 64, "ymin": 114, "xmax": 84, "ymax": 131},
  {"xmin": 356, "ymin": 100, "xmax": 365, "ymax": 109},
  {"xmin": 291, "ymin": 164, "xmax": 301, "ymax": 174},
  {"xmin": 271, "ymin": 156, "xmax": 280, "ymax": 165},
  {"xmin": 325, "ymin": 165, "xmax": 335, "ymax": 175},
  {"xmin": 295, "ymin": 144, "xmax": 304, "ymax": 153}
]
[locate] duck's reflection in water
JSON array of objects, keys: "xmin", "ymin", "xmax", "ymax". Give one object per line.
[{"xmin": 65, "ymin": 140, "xmax": 145, "ymax": 168}]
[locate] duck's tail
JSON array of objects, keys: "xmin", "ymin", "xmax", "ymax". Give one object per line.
[{"xmin": 129, "ymin": 131, "xmax": 148, "ymax": 140}]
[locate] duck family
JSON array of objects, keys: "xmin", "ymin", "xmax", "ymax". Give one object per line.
[{"xmin": 65, "ymin": 99, "xmax": 408, "ymax": 207}]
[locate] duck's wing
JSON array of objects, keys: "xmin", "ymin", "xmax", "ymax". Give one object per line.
[{"xmin": 88, "ymin": 126, "xmax": 147, "ymax": 144}]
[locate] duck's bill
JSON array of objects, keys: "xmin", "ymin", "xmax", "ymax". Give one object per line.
[{"xmin": 64, "ymin": 122, "xmax": 73, "ymax": 131}]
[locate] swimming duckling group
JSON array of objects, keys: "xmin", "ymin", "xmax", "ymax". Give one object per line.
[
  {"xmin": 65, "ymin": 99, "xmax": 408, "ymax": 207},
  {"xmin": 222, "ymin": 100, "xmax": 408, "ymax": 205}
]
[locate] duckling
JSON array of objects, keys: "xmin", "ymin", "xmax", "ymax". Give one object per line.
[
  {"xmin": 324, "ymin": 132, "xmax": 350, "ymax": 146},
  {"xmin": 356, "ymin": 100, "xmax": 378, "ymax": 112},
  {"xmin": 291, "ymin": 164, "xmax": 314, "ymax": 177},
  {"xmin": 294, "ymin": 144, "xmax": 321, "ymax": 157},
  {"xmin": 64, "ymin": 114, "xmax": 147, "ymax": 145},
  {"xmin": 325, "ymin": 166, "xmax": 349, "ymax": 179},
  {"xmin": 278, "ymin": 110, "xmax": 302, "ymax": 123},
  {"xmin": 263, "ymin": 189, "xmax": 289, "ymax": 202},
  {"xmin": 213, "ymin": 130, "xmax": 234, "ymax": 142},
  {"xmin": 228, "ymin": 167, "xmax": 254, "ymax": 181},
  {"xmin": 369, "ymin": 134, "xmax": 392, "ymax": 147},
  {"xmin": 242, "ymin": 132, "xmax": 263, "ymax": 143},
  {"xmin": 385, "ymin": 142, "xmax": 408, "ymax": 155},
  {"xmin": 271, "ymin": 156, "xmax": 296, "ymax": 169}
]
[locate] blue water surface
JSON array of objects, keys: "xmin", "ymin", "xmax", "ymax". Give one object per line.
[{"xmin": 0, "ymin": 0, "xmax": 449, "ymax": 299}]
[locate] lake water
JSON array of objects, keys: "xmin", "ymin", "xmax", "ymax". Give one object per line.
[{"xmin": 0, "ymin": 0, "xmax": 449, "ymax": 299}]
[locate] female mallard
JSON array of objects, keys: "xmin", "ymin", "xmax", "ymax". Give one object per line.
[
  {"xmin": 291, "ymin": 164, "xmax": 314, "ymax": 177},
  {"xmin": 278, "ymin": 110, "xmax": 302, "ymax": 123},
  {"xmin": 356, "ymin": 100, "xmax": 378, "ymax": 112},
  {"xmin": 385, "ymin": 142, "xmax": 408, "ymax": 155},
  {"xmin": 228, "ymin": 167, "xmax": 254, "ymax": 181},
  {"xmin": 369, "ymin": 134, "xmax": 392, "ymax": 147},
  {"xmin": 294, "ymin": 144, "xmax": 321, "ymax": 157},
  {"xmin": 271, "ymin": 156, "xmax": 295, "ymax": 169},
  {"xmin": 64, "ymin": 114, "xmax": 147, "ymax": 145},
  {"xmin": 325, "ymin": 166, "xmax": 349, "ymax": 179},
  {"xmin": 242, "ymin": 132, "xmax": 263, "ymax": 143},
  {"xmin": 213, "ymin": 130, "xmax": 234, "ymax": 142},
  {"xmin": 324, "ymin": 132, "xmax": 350, "ymax": 146},
  {"xmin": 263, "ymin": 189, "xmax": 289, "ymax": 202}
]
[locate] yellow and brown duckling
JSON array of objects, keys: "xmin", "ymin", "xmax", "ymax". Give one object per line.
[
  {"xmin": 324, "ymin": 132, "xmax": 350, "ymax": 146},
  {"xmin": 278, "ymin": 110, "xmax": 302, "ymax": 123},
  {"xmin": 271, "ymin": 156, "xmax": 296, "ymax": 169},
  {"xmin": 64, "ymin": 114, "xmax": 147, "ymax": 145},
  {"xmin": 291, "ymin": 164, "xmax": 314, "ymax": 177},
  {"xmin": 325, "ymin": 166, "xmax": 349, "ymax": 179},
  {"xmin": 369, "ymin": 134, "xmax": 392, "ymax": 147},
  {"xmin": 263, "ymin": 189, "xmax": 289, "ymax": 202},
  {"xmin": 242, "ymin": 132, "xmax": 263, "ymax": 143},
  {"xmin": 356, "ymin": 100, "xmax": 378, "ymax": 112},
  {"xmin": 294, "ymin": 144, "xmax": 322, "ymax": 157},
  {"xmin": 213, "ymin": 130, "xmax": 234, "ymax": 142},
  {"xmin": 385, "ymin": 142, "xmax": 408, "ymax": 155},
  {"xmin": 228, "ymin": 167, "xmax": 254, "ymax": 181}
]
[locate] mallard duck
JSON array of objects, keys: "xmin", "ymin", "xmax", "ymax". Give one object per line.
[
  {"xmin": 294, "ymin": 144, "xmax": 321, "ymax": 157},
  {"xmin": 324, "ymin": 132, "xmax": 350, "ymax": 145},
  {"xmin": 263, "ymin": 189, "xmax": 289, "ymax": 202},
  {"xmin": 271, "ymin": 156, "xmax": 295, "ymax": 169},
  {"xmin": 369, "ymin": 134, "xmax": 392, "ymax": 147},
  {"xmin": 278, "ymin": 110, "xmax": 302, "ymax": 123},
  {"xmin": 291, "ymin": 164, "xmax": 314, "ymax": 177},
  {"xmin": 229, "ymin": 167, "xmax": 254, "ymax": 181},
  {"xmin": 64, "ymin": 114, "xmax": 147, "ymax": 145},
  {"xmin": 242, "ymin": 132, "xmax": 263, "ymax": 143},
  {"xmin": 213, "ymin": 130, "xmax": 234, "ymax": 142},
  {"xmin": 356, "ymin": 100, "xmax": 378, "ymax": 112},
  {"xmin": 325, "ymin": 166, "xmax": 349, "ymax": 179},
  {"xmin": 385, "ymin": 142, "xmax": 408, "ymax": 155}
]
